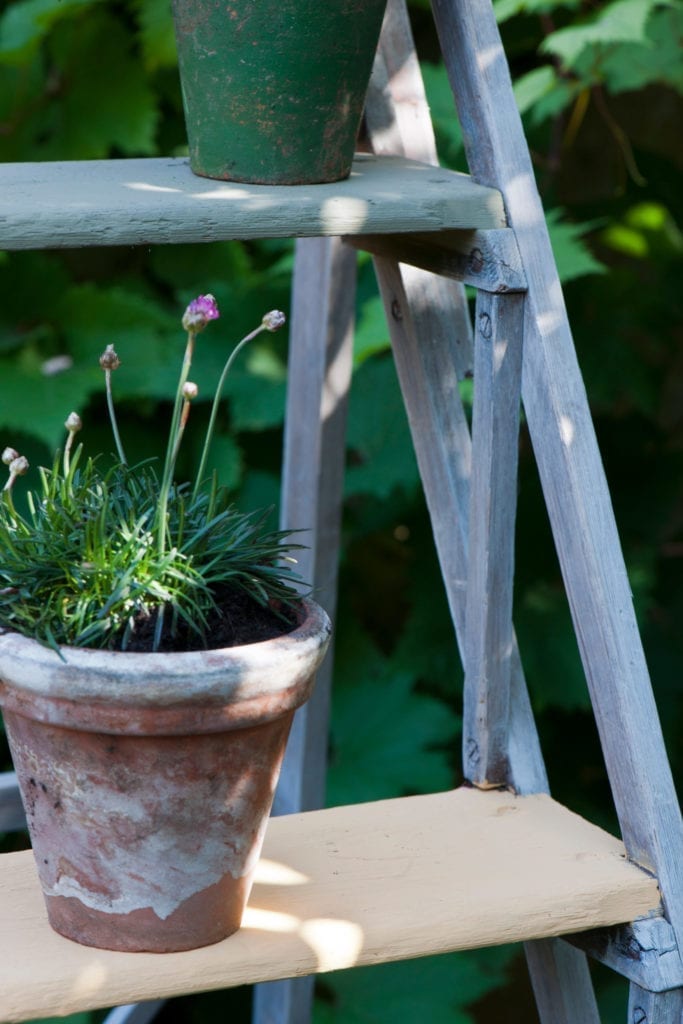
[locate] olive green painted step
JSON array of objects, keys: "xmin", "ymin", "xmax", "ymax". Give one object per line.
[{"xmin": 0, "ymin": 154, "xmax": 506, "ymax": 251}]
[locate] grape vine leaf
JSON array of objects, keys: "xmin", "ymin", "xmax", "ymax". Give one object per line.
[
  {"xmin": 314, "ymin": 948, "xmax": 518, "ymax": 1024},
  {"xmin": 541, "ymin": 0, "xmax": 664, "ymax": 68},
  {"xmin": 345, "ymin": 356, "xmax": 420, "ymax": 500},
  {"xmin": 327, "ymin": 621, "xmax": 456, "ymax": 808}
]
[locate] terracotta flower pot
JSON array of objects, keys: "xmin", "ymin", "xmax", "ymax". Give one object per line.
[
  {"xmin": 0, "ymin": 600, "xmax": 330, "ymax": 953},
  {"xmin": 171, "ymin": 0, "xmax": 388, "ymax": 184}
]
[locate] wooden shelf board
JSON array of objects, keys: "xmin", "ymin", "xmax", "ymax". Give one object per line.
[
  {"xmin": 0, "ymin": 788, "xmax": 660, "ymax": 1022},
  {"xmin": 0, "ymin": 154, "xmax": 507, "ymax": 251}
]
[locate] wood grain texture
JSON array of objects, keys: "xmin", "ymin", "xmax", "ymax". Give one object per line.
[
  {"xmin": 0, "ymin": 155, "xmax": 505, "ymax": 251},
  {"xmin": 628, "ymin": 984, "xmax": 683, "ymax": 1024},
  {"xmin": 0, "ymin": 770, "xmax": 25, "ymax": 833},
  {"xmin": 463, "ymin": 291, "xmax": 525, "ymax": 787},
  {"xmin": 103, "ymin": 1002, "xmax": 166, "ymax": 1024},
  {"xmin": 255, "ymin": 237, "xmax": 356, "ymax": 1024},
  {"xmin": 372, "ymin": 256, "xmax": 549, "ymax": 796},
  {"xmin": 273, "ymin": 236, "xmax": 356, "ymax": 819},
  {"xmin": 371, "ymin": 5, "xmax": 600, "ymax": 1019},
  {"xmin": 524, "ymin": 939, "xmax": 600, "ymax": 1024},
  {"xmin": 366, "ymin": 0, "xmax": 546, "ymax": 795},
  {"xmin": 0, "ymin": 789, "xmax": 661, "ymax": 1023},
  {"xmin": 365, "ymin": 0, "xmax": 475, "ymax": 381},
  {"xmin": 568, "ymin": 918, "xmax": 683, "ymax": 993},
  {"xmin": 346, "ymin": 229, "xmax": 527, "ymax": 293},
  {"xmin": 433, "ymin": 0, "xmax": 683, "ymax": 955}
]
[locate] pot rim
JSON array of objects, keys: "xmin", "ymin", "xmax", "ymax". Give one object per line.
[{"xmin": 0, "ymin": 598, "xmax": 330, "ymax": 710}]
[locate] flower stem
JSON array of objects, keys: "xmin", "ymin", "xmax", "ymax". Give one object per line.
[
  {"xmin": 191, "ymin": 323, "xmax": 267, "ymax": 502},
  {"xmin": 105, "ymin": 370, "xmax": 127, "ymax": 466},
  {"xmin": 156, "ymin": 331, "xmax": 196, "ymax": 554}
]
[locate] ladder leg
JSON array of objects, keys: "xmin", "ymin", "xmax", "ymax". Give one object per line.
[
  {"xmin": 434, "ymin": 0, "xmax": 683, "ymax": 955},
  {"xmin": 371, "ymin": 255, "xmax": 548, "ymax": 795},
  {"xmin": 371, "ymin": 253, "xmax": 600, "ymax": 1024},
  {"xmin": 367, "ymin": 2, "xmax": 600, "ymax": 1019},
  {"xmin": 628, "ymin": 985, "xmax": 683, "ymax": 1024},
  {"xmin": 366, "ymin": 0, "xmax": 547, "ymax": 795},
  {"xmin": 252, "ymin": 236, "xmax": 355, "ymax": 1024},
  {"xmin": 272, "ymin": 234, "xmax": 355, "ymax": 818},
  {"xmin": 464, "ymin": 289, "xmax": 523, "ymax": 787},
  {"xmin": 526, "ymin": 939, "xmax": 600, "ymax": 1024}
]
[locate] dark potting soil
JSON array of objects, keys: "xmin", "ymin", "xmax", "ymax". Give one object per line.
[{"xmin": 119, "ymin": 587, "xmax": 299, "ymax": 653}]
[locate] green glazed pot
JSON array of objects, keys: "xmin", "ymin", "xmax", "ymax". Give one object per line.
[{"xmin": 171, "ymin": 0, "xmax": 388, "ymax": 184}]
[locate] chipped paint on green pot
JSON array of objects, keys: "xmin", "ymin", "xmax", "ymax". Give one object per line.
[{"xmin": 171, "ymin": 0, "xmax": 388, "ymax": 184}]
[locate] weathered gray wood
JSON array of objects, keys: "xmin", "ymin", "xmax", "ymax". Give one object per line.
[
  {"xmin": 372, "ymin": 257, "xmax": 550, "ymax": 794},
  {"xmin": 628, "ymin": 984, "xmax": 683, "ymax": 1024},
  {"xmin": 103, "ymin": 1002, "xmax": 165, "ymax": 1024},
  {"xmin": 366, "ymin": 0, "xmax": 474, "ymax": 380},
  {"xmin": 432, "ymin": 0, "xmax": 683, "ymax": 957},
  {"xmin": 253, "ymin": 979, "xmax": 314, "ymax": 1024},
  {"xmin": 0, "ymin": 771, "xmax": 25, "ymax": 832},
  {"xmin": 253, "ymin": 237, "xmax": 355, "ymax": 1024},
  {"xmin": 370, "ymin": 4, "xmax": 599, "ymax": 1020},
  {"xmin": 272, "ymin": 235, "xmax": 355, "ymax": 818},
  {"xmin": 347, "ymin": 229, "xmax": 527, "ymax": 293},
  {"xmin": 367, "ymin": 0, "xmax": 547, "ymax": 796},
  {"xmin": 373, "ymin": 256, "xmax": 598, "ymax": 1024},
  {"xmin": 463, "ymin": 291, "xmax": 524, "ymax": 787},
  {"xmin": 568, "ymin": 917, "xmax": 683, "ymax": 993},
  {"xmin": 0, "ymin": 155, "xmax": 505, "ymax": 251},
  {"xmin": 525, "ymin": 938, "xmax": 600, "ymax": 1024}
]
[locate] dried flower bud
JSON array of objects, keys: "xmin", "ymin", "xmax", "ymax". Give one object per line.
[
  {"xmin": 65, "ymin": 411, "xmax": 82, "ymax": 433},
  {"xmin": 9, "ymin": 456, "xmax": 29, "ymax": 477},
  {"xmin": 99, "ymin": 345, "xmax": 121, "ymax": 371},
  {"xmin": 2, "ymin": 447, "xmax": 19, "ymax": 465},
  {"xmin": 182, "ymin": 294, "xmax": 220, "ymax": 333},
  {"xmin": 182, "ymin": 382, "xmax": 199, "ymax": 401},
  {"xmin": 262, "ymin": 310, "xmax": 286, "ymax": 332},
  {"xmin": 3, "ymin": 453, "xmax": 28, "ymax": 493}
]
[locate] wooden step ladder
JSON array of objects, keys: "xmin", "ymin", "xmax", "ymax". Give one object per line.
[{"xmin": 1, "ymin": 1, "xmax": 682, "ymax": 1023}]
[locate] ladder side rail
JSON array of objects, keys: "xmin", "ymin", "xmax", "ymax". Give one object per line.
[
  {"xmin": 368, "ymin": 5, "xmax": 600, "ymax": 1021},
  {"xmin": 367, "ymin": 0, "xmax": 473, "ymax": 383},
  {"xmin": 272, "ymin": 235, "xmax": 356, "ymax": 818},
  {"xmin": 372, "ymin": 254, "xmax": 549, "ymax": 799},
  {"xmin": 524, "ymin": 940, "xmax": 601, "ymax": 1024},
  {"xmin": 431, "ymin": 0, "xmax": 683, "ymax": 955},
  {"xmin": 628, "ymin": 985, "xmax": 683, "ymax": 1024},
  {"xmin": 252, "ymin": 236, "xmax": 356, "ymax": 1024},
  {"xmin": 366, "ymin": 0, "xmax": 550, "ymax": 798},
  {"xmin": 102, "ymin": 1003, "xmax": 167, "ymax": 1024},
  {"xmin": 464, "ymin": 290, "xmax": 524, "ymax": 787},
  {"xmin": 0, "ymin": 771, "xmax": 25, "ymax": 833},
  {"xmin": 372, "ymin": 258, "xmax": 600, "ymax": 1024}
]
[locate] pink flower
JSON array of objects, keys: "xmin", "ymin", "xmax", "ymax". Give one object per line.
[{"xmin": 182, "ymin": 294, "xmax": 220, "ymax": 333}]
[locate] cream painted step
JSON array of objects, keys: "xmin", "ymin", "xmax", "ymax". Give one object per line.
[
  {"xmin": 0, "ymin": 787, "xmax": 660, "ymax": 1022},
  {"xmin": 0, "ymin": 154, "xmax": 506, "ymax": 250}
]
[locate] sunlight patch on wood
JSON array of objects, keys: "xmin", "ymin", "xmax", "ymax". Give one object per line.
[{"xmin": 253, "ymin": 858, "xmax": 309, "ymax": 887}]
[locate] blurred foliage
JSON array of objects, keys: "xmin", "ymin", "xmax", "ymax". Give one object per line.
[{"xmin": 1, "ymin": 0, "xmax": 682, "ymax": 1022}]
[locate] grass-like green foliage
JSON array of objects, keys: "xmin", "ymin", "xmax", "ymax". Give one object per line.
[{"xmin": 0, "ymin": 299, "xmax": 302, "ymax": 651}]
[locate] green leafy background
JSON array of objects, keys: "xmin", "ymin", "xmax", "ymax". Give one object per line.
[{"xmin": 1, "ymin": 0, "xmax": 682, "ymax": 1021}]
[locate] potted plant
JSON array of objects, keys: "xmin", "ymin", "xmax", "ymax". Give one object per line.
[
  {"xmin": 171, "ymin": 0, "xmax": 388, "ymax": 184},
  {"xmin": 0, "ymin": 295, "xmax": 331, "ymax": 953}
]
